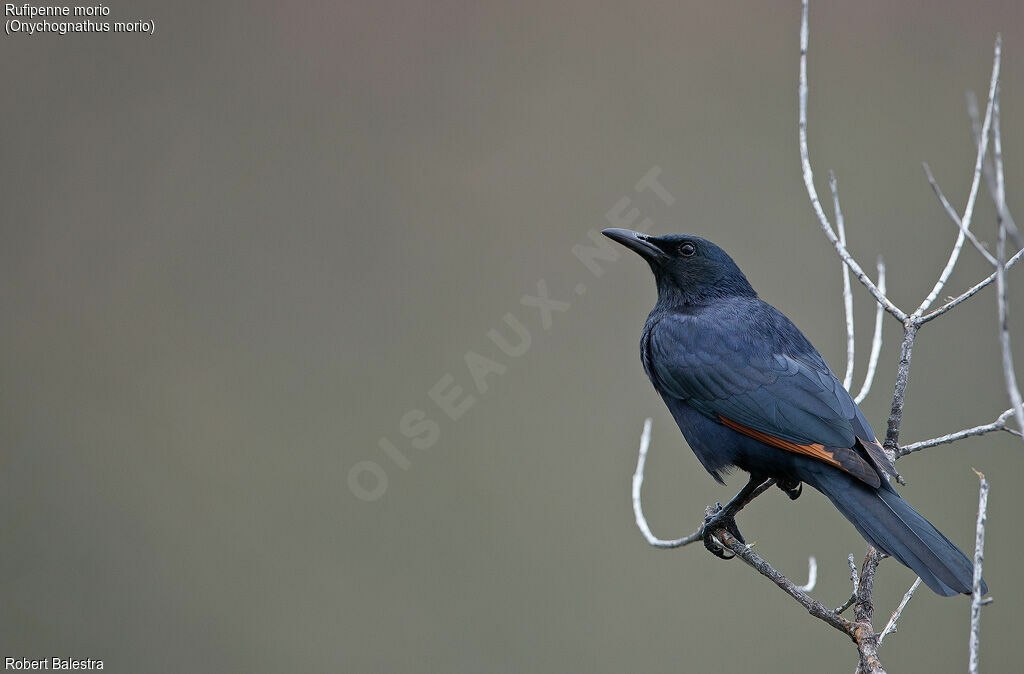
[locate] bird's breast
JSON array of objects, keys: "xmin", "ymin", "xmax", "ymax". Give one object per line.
[{"xmin": 639, "ymin": 316, "xmax": 661, "ymax": 382}]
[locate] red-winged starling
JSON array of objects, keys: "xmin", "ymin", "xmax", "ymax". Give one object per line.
[{"xmin": 603, "ymin": 228, "xmax": 986, "ymax": 597}]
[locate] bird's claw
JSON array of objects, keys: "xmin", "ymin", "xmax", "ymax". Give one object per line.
[
  {"xmin": 702, "ymin": 502, "xmax": 745, "ymax": 560},
  {"xmin": 778, "ymin": 480, "xmax": 802, "ymax": 500}
]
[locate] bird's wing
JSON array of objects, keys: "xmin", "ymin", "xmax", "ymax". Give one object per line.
[{"xmin": 647, "ymin": 312, "xmax": 895, "ymax": 488}]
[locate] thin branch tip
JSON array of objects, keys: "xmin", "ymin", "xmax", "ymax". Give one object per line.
[
  {"xmin": 878, "ymin": 577, "xmax": 922, "ymax": 645},
  {"xmin": 969, "ymin": 473, "xmax": 990, "ymax": 673},
  {"xmin": 899, "ymin": 408, "xmax": 1021, "ymax": 457},
  {"xmin": 796, "ymin": 556, "xmax": 818, "ymax": 593},
  {"xmin": 632, "ymin": 419, "xmax": 703, "ymax": 548}
]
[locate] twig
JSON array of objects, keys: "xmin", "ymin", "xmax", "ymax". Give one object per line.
[
  {"xmin": 877, "ymin": 577, "xmax": 922, "ymax": 645},
  {"xmin": 968, "ymin": 470, "xmax": 990, "ymax": 674},
  {"xmin": 991, "ymin": 88, "xmax": 1024, "ymax": 439},
  {"xmin": 882, "ymin": 324, "xmax": 918, "ymax": 455},
  {"xmin": 632, "ymin": 419, "xmax": 776, "ymax": 548},
  {"xmin": 835, "ymin": 553, "xmax": 860, "ymax": 614},
  {"xmin": 922, "ymin": 162, "xmax": 999, "ymax": 267},
  {"xmin": 913, "ymin": 35, "xmax": 1001, "ymax": 318},
  {"xmin": 716, "ymin": 530, "xmax": 853, "ymax": 635},
  {"xmin": 853, "ymin": 549, "xmax": 884, "ymax": 674},
  {"xmin": 918, "ymin": 246, "xmax": 1024, "ymax": 324},
  {"xmin": 799, "ymin": 0, "xmax": 905, "ymax": 323},
  {"xmin": 854, "ymin": 548, "xmax": 881, "ymax": 625},
  {"xmin": 833, "ymin": 172, "xmax": 856, "ymax": 390},
  {"xmin": 796, "ymin": 556, "xmax": 818, "ymax": 593},
  {"xmin": 897, "ymin": 408, "xmax": 1021, "ymax": 458},
  {"xmin": 632, "ymin": 418, "xmax": 702, "ymax": 548},
  {"xmin": 855, "ymin": 259, "xmax": 886, "ymax": 404},
  {"xmin": 967, "ymin": 90, "xmax": 1021, "ymax": 247}
]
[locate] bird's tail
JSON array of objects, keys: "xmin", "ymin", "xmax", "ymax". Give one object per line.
[{"xmin": 808, "ymin": 472, "xmax": 986, "ymax": 597}]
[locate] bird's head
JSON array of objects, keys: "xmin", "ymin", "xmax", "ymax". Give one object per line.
[{"xmin": 601, "ymin": 229, "xmax": 756, "ymax": 306}]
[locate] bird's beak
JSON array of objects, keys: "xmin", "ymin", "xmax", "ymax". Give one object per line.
[{"xmin": 601, "ymin": 228, "xmax": 664, "ymax": 260}]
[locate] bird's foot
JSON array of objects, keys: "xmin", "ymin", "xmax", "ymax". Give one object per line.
[
  {"xmin": 777, "ymin": 479, "xmax": 802, "ymax": 500},
  {"xmin": 702, "ymin": 502, "xmax": 745, "ymax": 560}
]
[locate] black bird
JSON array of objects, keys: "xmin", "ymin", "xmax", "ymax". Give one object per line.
[{"xmin": 603, "ymin": 228, "xmax": 986, "ymax": 597}]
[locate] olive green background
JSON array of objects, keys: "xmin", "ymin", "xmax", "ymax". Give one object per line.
[{"xmin": 2, "ymin": 1, "xmax": 1023, "ymax": 672}]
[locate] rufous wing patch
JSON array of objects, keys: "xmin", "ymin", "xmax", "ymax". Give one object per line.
[{"xmin": 719, "ymin": 415, "xmax": 881, "ymax": 488}]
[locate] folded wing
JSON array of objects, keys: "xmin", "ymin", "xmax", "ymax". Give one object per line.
[{"xmin": 646, "ymin": 311, "xmax": 896, "ymax": 488}]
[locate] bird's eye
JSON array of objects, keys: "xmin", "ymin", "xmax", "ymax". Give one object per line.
[{"xmin": 679, "ymin": 242, "xmax": 696, "ymax": 257}]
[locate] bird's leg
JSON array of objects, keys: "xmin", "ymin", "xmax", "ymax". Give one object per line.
[
  {"xmin": 702, "ymin": 474, "xmax": 771, "ymax": 559},
  {"xmin": 777, "ymin": 479, "xmax": 802, "ymax": 500}
]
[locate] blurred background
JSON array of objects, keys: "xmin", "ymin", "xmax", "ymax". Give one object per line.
[{"xmin": 2, "ymin": 1, "xmax": 1023, "ymax": 671}]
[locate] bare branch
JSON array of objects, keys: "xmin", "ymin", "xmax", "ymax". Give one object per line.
[
  {"xmin": 716, "ymin": 529, "xmax": 854, "ymax": 635},
  {"xmin": 994, "ymin": 83, "xmax": 1006, "ymax": 226},
  {"xmin": 878, "ymin": 577, "xmax": 922, "ymax": 645},
  {"xmin": 854, "ymin": 548, "xmax": 881, "ymax": 625},
  {"xmin": 966, "ymin": 91, "xmax": 998, "ymax": 197},
  {"xmin": 833, "ymin": 172, "xmax": 856, "ymax": 390},
  {"xmin": 913, "ymin": 35, "xmax": 1001, "ymax": 317},
  {"xmin": 992, "ymin": 89, "xmax": 1024, "ymax": 438},
  {"xmin": 967, "ymin": 90, "xmax": 1022, "ymax": 247},
  {"xmin": 835, "ymin": 553, "xmax": 860, "ymax": 614},
  {"xmin": 897, "ymin": 408, "xmax": 1021, "ymax": 458},
  {"xmin": 922, "ymin": 162, "xmax": 999, "ymax": 267},
  {"xmin": 996, "ymin": 241, "xmax": 1024, "ymax": 441},
  {"xmin": 918, "ymin": 246, "xmax": 1024, "ymax": 324},
  {"xmin": 882, "ymin": 324, "xmax": 918, "ymax": 455},
  {"xmin": 632, "ymin": 420, "xmax": 778, "ymax": 548},
  {"xmin": 632, "ymin": 418, "xmax": 702, "ymax": 548},
  {"xmin": 799, "ymin": 1, "xmax": 906, "ymax": 323},
  {"xmin": 968, "ymin": 470, "xmax": 990, "ymax": 674},
  {"xmin": 855, "ymin": 259, "xmax": 886, "ymax": 404},
  {"xmin": 853, "ymin": 549, "xmax": 885, "ymax": 674},
  {"xmin": 796, "ymin": 556, "xmax": 818, "ymax": 593}
]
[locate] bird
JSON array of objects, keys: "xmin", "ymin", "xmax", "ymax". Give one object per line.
[{"xmin": 602, "ymin": 227, "xmax": 986, "ymax": 597}]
